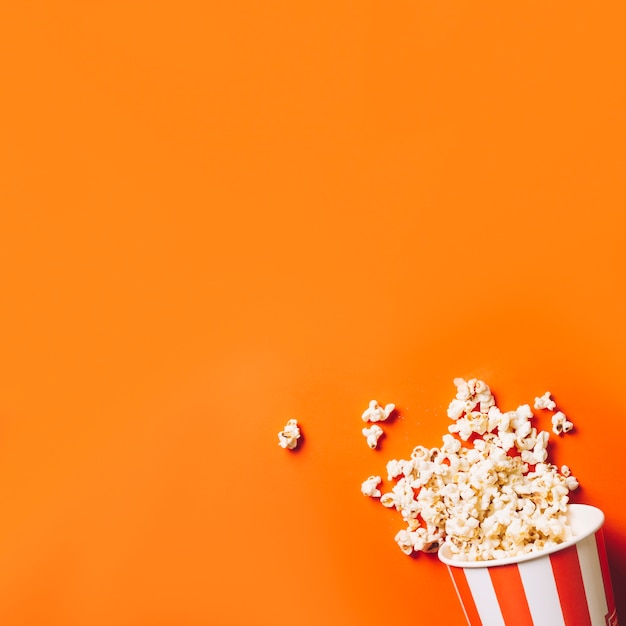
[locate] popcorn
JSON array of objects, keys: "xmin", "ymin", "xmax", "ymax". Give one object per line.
[
  {"xmin": 362, "ymin": 424, "xmax": 384, "ymax": 449},
  {"xmin": 534, "ymin": 391, "xmax": 557, "ymax": 411},
  {"xmin": 386, "ymin": 458, "xmax": 412, "ymax": 480},
  {"xmin": 394, "ymin": 529, "xmax": 415, "ymax": 555},
  {"xmin": 362, "ymin": 400, "xmax": 395, "ymax": 423},
  {"xmin": 372, "ymin": 378, "xmax": 579, "ymax": 561},
  {"xmin": 449, "ymin": 377, "xmax": 495, "ymax": 415},
  {"xmin": 277, "ymin": 419, "xmax": 301, "ymax": 450},
  {"xmin": 361, "ymin": 475, "xmax": 382, "ymax": 498},
  {"xmin": 551, "ymin": 411, "xmax": 574, "ymax": 435}
]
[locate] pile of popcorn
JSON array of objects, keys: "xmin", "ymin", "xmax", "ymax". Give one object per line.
[{"xmin": 361, "ymin": 378, "xmax": 579, "ymax": 561}]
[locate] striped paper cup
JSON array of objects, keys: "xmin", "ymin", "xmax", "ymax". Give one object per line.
[{"xmin": 438, "ymin": 504, "xmax": 617, "ymax": 626}]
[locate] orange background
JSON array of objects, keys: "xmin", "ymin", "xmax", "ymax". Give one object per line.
[{"xmin": 1, "ymin": 2, "xmax": 625, "ymax": 624}]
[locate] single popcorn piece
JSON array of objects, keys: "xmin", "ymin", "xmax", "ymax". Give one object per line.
[
  {"xmin": 551, "ymin": 411, "xmax": 574, "ymax": 435},
  {"xmin": 277, "ymin": 418, "xmax": 301, "ymax": 450},
  {"xmin": 534, "ymin": 391, "xmax": 557, "ymax": 411},
  {"xmin": 361, "ymin": 475, "xmax": 382, "ymax": 498},
  {"xmin": 362, "ymin": 424, "xmax": 384, "ymax": 449},
  {"xmin": 362, "ymin": 400, "xmax": 395, "ymax": 423},
  {"xmin": 370, "ymin": 378, "xmax": 580, "ymax": 561}
]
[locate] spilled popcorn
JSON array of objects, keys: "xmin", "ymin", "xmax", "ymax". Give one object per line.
[
  {"xmin": 361, "ymin": 475, "xmax": 383, "ymax": 498},
  {"xmin": 551, "ymin": 411, "xmax": 574, "ymax": 436},
  {"xmin": 360, "ymin": 400, "xmax": 394, "ymax": 449},
  {"xmin": 278, "ymin": 419, "xmax": 301, "ymax": 450},
  {"xmin": 534, "ymin": 391, "xmax": 556, "ymax": 411},
  {"xmin": 362, "ymin": 400, "xmax": 395, "ymax": 423},
  {"xmin": 363, "ymin": 378, "xmax": 579, "ymax": 561},
  {"xmin": 363, "ymin": 424, "xmax": 384, "ymax": 449}
]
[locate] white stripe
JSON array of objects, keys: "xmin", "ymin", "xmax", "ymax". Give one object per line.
[
  {"xmin": 518, "ymin": 557, "xmax": 565, "ymax": 626},
  {"xmin": 577, "ymin": 533, "xmax": 609, "ymax": 625},
  {"xmin": 446, "ymin": 567, "xmax": 472, "ymax": 626},
  {"xmin": 464, "ymin": 567, "xmax": 505, "ymax": 626}
]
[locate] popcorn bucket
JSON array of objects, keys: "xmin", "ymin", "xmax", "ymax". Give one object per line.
[{"xmin": 438, "ymin": 505, "xmax": 618, "ymax": 626}]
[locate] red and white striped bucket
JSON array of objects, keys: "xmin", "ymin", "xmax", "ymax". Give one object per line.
[{"xmin": 438, "ymin": 504, "xmax": 618, "ymax": 626}]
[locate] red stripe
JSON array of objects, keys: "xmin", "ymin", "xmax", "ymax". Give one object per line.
[
  {"xmin": 448, "ymin": 566, "xmax": 482, "ymax": 626},
  {"xmin": 488, "ymin": 564, "xmax": 534, "ymax": 625},
  {"xmin": 550, "ymin": 544, "xmax": 592, "ymax": 625},
  {"xmin": 595, "ymin": 530, "xmax": 617, "ymax": 619}
]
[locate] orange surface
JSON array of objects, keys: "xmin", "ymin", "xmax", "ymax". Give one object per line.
[{"xmin": 1, "ymin": 2, "xmax": 625, "ymax": 624}]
